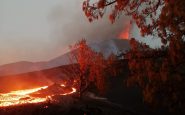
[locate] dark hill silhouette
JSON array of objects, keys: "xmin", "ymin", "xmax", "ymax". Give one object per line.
[{"xmin": 0, "ymin": 39, "xmax": 130, "ymax": 76}]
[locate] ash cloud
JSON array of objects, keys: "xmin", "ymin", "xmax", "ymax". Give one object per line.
[{"xmin": 49, "ymin": 0, "xmax": 130, "ymax": 53}]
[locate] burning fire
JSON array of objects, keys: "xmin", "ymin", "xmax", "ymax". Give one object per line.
[{"xmin": 0, "ymin": 84, "xmax": 76, "ymax": 107}]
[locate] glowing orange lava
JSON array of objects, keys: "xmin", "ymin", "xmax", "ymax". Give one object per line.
[
  {"xmin": 0, "ymin": 84, "xmax": 76, "ymax": 107},
  {"xmin": 119, "ymin": 23, "xmax": 130, "ymax": 39}
]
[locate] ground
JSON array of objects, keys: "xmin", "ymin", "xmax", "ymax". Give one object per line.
[{"xmin": 0, "ymin": 94, "xmax": 141, "ymax": 115}]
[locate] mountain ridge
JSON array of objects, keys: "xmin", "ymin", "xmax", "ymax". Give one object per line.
[{"xmin": 0, "ymin": 38, "xmax": 130, "ymax": 76}]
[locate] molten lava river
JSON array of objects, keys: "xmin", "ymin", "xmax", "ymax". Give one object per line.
[{"xmin": 0, "ymin": 84, "xmax": 76, "ymax": 107}]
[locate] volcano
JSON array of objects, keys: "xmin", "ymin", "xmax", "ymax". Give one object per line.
[{"xmin": 0, "ymin": 39, "xmax": 130, "ymax": 76}]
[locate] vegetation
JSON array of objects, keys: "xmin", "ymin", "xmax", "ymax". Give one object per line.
[
  {"xmin": 1, "ymin": 0, "xmax": 184, "ymax": 114},
  {"xmin": 69, "ymin": 39, "xmax": 116, "ymax": 97},
  {"xmin": 82, "ymin": 0, "xmax": 185, "ymax": 113},
  {"xmin": 126, "ymin": 38, "xmax": 185, "ymax": 112}
]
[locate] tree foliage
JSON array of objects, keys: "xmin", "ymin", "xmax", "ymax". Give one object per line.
[
  {"xmin": 83, "ymin": 0, "xmax": 185, "ymax": 44},
  {"xmin": 69, "ymin": 39, "xmax": 116, "ymax": 96},
  {"xmin": 126, "ymin": 38, "xmax": 185, "ymax": 112},
  {"xmin": 82, "ymin": 0, "xmax": 185, "ymax": 112}
]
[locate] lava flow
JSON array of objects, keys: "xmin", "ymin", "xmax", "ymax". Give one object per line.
[{"xmin": 0, "ymin": 84, "xmax": 76, "ymax": 107}]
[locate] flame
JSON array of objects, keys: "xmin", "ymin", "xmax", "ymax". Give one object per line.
[
  {"xmin": 0, "ymin": 84, "xmax": 76, "ymax": 107},
  {"xmin": 118, "ymin": 23, "xmax": 130, "ymax": 39}
]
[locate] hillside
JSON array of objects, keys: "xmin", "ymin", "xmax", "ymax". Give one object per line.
[
  {"xmin": 0, "ymin": 59, "xmax": 153, "ymax": 114},
  {"xmin": 0, "ymin": 39, "xmax": 130, "ymax": 76},
  {"xmin": 0, "ymin": 64, "xmax": 77, "ymax": 93}
]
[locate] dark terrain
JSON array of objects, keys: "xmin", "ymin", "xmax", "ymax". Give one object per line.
[{"xmin": 0, "ymin": 60, "xmax": 158, "ymax": 115}]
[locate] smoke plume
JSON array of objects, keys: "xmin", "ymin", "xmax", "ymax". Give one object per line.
[{"xmin": 49, "ymin": 0, "xmax": 130, "ymax": 54}]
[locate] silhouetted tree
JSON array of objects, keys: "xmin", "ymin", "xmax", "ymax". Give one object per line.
[
  {"xmin": 82, "ymin": 0, "xmax": 185, "ymax": 113},
  {"xmin": 69, "ymin": 39, "xmax": 116, "ymax": 97},
  {"xmin": 125, "ymin": 38, "xmax": 185, "ymax": 112},
  {"xmin": 83, "ymin": 0, "xmax": 185, "ymax": 44}
]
